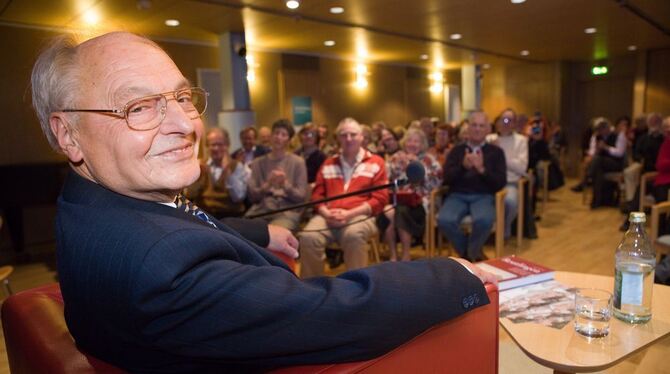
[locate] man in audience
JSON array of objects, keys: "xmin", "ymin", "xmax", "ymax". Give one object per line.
[
  {"xmin": 437, "ymin": 110, "xmax": 507, "ymax": 262},
  {"xmin": 295, "ymin": 124, "xmax": 327, "ymax": 184},
  {"xmin": 184, "ymin": 127, "xmax": 248, "ymax": 218},
  {"xmin": 299, "ymin": 118, "xmax": 389, "ymax": 277},
  {"xmin": 491, "ymin": 109, "xmax": 528, "ymax": 240},
  {"xmin": 258, "ymin": 125, "xmax": 272, "ymax": 148},
  {"xmin": 232, "ymin": 126, "xmax": 269, "ymax": 165},
  {"xmin": 588, "ymin": 118, "xmax": 627, "ymax": 208},
  {"xmin": 33, "ymin": 31, "xmax": 494, "ymax": 373}
]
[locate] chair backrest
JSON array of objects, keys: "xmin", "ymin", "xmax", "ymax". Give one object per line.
[
  {"xmin": 2, "ymin": 283, "xmax": 498, "ymax": 374},
  {"xmin": 1, "ymin": 283, "xmax": 125, "ymax": 374}
]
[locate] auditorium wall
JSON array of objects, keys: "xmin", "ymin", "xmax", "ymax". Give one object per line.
[
  {"xmin": 646, "ymin": 48, "xmax": 670, "ymax": 115},
  {"xmin": 2, "ymin": 23, "xmax": 668, "ymax": 169}
]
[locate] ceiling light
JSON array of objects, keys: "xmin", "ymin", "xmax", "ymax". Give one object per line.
[
  {"xmin": 286, "ymin": 0, "xmax": 300, "ymax": 10},
  {"xmin": 584, "ymin": 27, "xmax": 597, "ymax": 34},
  {"xmin": 482, "ymin": 63, "xmax": 491, "ymax": 69},
  {"xmin": 329, "ymin": 6, "xmax": 344, "ymax": 14},
  {"xmin": 511, "ymin": 0, "xmax": 526, "ymax": 3},
  {"xmin": 520, "ymin": 50, "xmax": 530, "ymax": 56},
  {"xmin": 628, "ymin": 45, "xmax": 637, "ymax": 51},
  {"xmin": 324, "ymin": 40, "xmax": 335, "ymax": 47},
  {"xmin": 450, "ymin": 33, "xmax": 462, "ymax": 40},
  {"xmin": 83, "ymin": 9, "xmax": 99, "ymax": 25},
  {"xmin": 420, "ymin": 54, "xmax": 429, "ymax": 60},
  {"xmin": 165, "ymin": 19, "xmax": 180, "ymax": 27}
]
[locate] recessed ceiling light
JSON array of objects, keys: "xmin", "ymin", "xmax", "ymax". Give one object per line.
[
  {"xmin": 286, "ymin": 0, "xmax": 300, "ymax": 10},
  {"xmin": 329, "ymin": 6, "xmax": 344, "ymax": 14},
  {"xmin": 83, "ymin": 9, "xmax": 99, "ymax": 25},
  {"xmin": 482, "ymin": 63, "xmax": 491, "ymax": 69},
  {"xmin": 324, "ymin": 40, "xmax": 336, "ymax": 47},
  {"xmin": 628, "ymin": 45, "xmax": 637, "ymax": 51},
  {"xmin": 420, "ymin": 54, "xmax": 429, "ymax": 60},
  {"xmin": 511, "ymin": 0, "xmax": 526, "ymax": 4},
  {"xmin": 450, "ymin": 33, "xmax": 462, "ymax": 40},
  {"xmin": 584, "ymin": 27, "xmax": 597, "ymax": 34},
  {"xmin": 165, "ymin": 19, "xmax": 180, "ymax": 27},
  {"xmin": 520, "ymin": 50, "xmax": 530, "ymax": 56}
]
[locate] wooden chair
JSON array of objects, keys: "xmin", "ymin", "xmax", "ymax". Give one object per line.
[
  {"xmin": 0, "ymin": 265, "xmax": 13, "ymax": 296},
  {"xmin": 428, "ymin": 187, "xmax": 507, "ymax": 259},
  {"xmin": 650, "ymin": 199, "xmax": 670, "ymax": 263},
  {"xmin": 639, "ymin": 171, "xmax": 658, "ymax": 212}
]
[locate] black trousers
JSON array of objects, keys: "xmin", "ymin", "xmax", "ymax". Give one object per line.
[{"xmin": 589, "ymin": 155, "xmax": 623, "ymax": 208}]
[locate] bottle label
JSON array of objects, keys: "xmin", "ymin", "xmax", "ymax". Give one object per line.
[{"xmin": 621, "ymin": 271, "xmax": 643, "ymax": 306}]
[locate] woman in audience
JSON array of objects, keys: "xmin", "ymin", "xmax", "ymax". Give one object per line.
[
  {"xmin": 428, "ymin": 123, "xmax": 452, "ymax": 166},
  {"xmin": 295, "ymin": 124, "xmax": 326, "ymax": 185},
  {"xmin": 246, "ymin": 119, "xmax": 308, "ymax": 231},
  {"xmin": 378, "ymin": 128, "xmax": 442, "ymax": 261}
]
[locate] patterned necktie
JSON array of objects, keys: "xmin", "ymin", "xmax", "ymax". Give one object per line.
[{"xmin": 175, "ymin": 194, "xmax": 218, "ymax": 228}]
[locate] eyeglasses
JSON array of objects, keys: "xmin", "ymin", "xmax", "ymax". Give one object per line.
[{"xmin": 61, "ymin": 87, "xmax": 208, "ymax": 131}]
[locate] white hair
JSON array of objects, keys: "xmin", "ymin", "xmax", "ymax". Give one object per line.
[{"xmin": 335, "ymin": 117, "xmax": 362, "ymax": 134}]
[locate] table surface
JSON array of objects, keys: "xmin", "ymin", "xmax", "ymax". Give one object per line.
[{"xmin": 499, "ymin": 271, "xmax": 670, "ymax": 373}]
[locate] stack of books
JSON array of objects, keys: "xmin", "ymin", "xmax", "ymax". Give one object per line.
[{"xmin": 475, "ymin": 256, "xmax": 554, "ymax": 291}]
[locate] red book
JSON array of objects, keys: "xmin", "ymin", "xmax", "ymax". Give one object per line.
[{"xmin": 475, "ymin": 256, "xmax": 554, "ymax": 291}]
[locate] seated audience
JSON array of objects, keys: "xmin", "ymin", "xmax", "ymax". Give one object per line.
[
  {"xmin": 184, "ymin": 127, "xmax": 248, "ymax": 218},
  {"xmin": 491, "ymin": 109, "xmax": 528, "ymax": 239},
  {"xmin": 295, "ymin": 124, "xmax": 327, "ymax": 184},
  {"xmin": 232, "ymin": 126, "xmax": 270, "ymax": 166},
  {"xmin": 31, "ymin": 31, "xmax": 497, "ymax": 372},
  {"xmin": 379, "ymin": 128, "xmax": 442, "ymax": 261},
  {"xmin": 245, "ymin": 119, "xmax": 308, "ymax": 231},
  {"xmin": 437, "ymin": 110, "xmax": 507, "ymax": 262},
  {"xmin": 299, "ymin": 118, "xmax": 389, "ymax": 276},
  {"xmin": 428, "ymin": 123, "xmax": 452, "ymax": 166}
]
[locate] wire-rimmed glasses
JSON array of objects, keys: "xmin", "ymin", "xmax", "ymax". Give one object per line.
[{"xmin": 61, "ymin": 87, "xmax": 208, "ymax": 131}]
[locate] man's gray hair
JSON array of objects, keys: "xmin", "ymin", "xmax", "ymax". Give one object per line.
[
  {"xmin": 31, "ymin": 33, "xmax": 83, "ymax": 151},
  {"xmin": 31, "ymin": 31, "xmax": 164, "ymax": 151},
  {"xmin": 335, "ymin": 117, "xmax": 361, "ymax": 134}
]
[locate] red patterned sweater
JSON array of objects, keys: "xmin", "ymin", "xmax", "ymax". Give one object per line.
[{"xmin": 312, "ymin": 150, "xmax": 389, "ymax": 215}]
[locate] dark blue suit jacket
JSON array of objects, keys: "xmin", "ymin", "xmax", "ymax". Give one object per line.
[{"xmin": 56, "ymin": 171, "xmax": 489, "ymax": 373}]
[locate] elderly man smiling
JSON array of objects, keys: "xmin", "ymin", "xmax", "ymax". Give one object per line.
[{"xmin": 32, "ymin": 31, "xmax": 495, "ymax": 373}]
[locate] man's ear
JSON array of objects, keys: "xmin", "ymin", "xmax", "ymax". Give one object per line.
[{"xmin": 49, "ymin": 114, "xmax": 84, "ymax": 163}]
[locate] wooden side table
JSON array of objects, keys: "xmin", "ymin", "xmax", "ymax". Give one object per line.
[{"xmin": 499, "ymin": 271, "xmax": 670, "ymax": 373}]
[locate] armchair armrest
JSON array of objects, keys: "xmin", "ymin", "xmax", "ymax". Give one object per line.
[
  {"xmin": 274, "ymin": 283, "xmax": 499, "ymax": 374},
  {"xmin": 495, "ymin": 189, "xmax": 507, "ymax": 258}
]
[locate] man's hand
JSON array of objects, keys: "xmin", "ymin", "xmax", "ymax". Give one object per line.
[
  {"xmin": 470, "ymin": 151, "xmax": 485, "ymax": 174},
  {"xmin": 450, "ymin": 257, "xmax": 499, "ymax": 285},
  {"xmin": 266, "ymin": 225, "xmax": 299, "ymax": 259},
  {"xmin": 324, "ymin": 208, "xmax": 348, "ymax": 228},
  {"xmin": 462, "ymin": 149, "xmax": 473, "ymax": 169}
]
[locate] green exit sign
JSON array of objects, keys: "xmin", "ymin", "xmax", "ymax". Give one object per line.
[{"xmin": 592, "ymin": 66, "xmax": 608, "ymax": 75}]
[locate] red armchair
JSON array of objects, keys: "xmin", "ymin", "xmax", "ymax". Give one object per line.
[{"xmin": 2, "ymin": 283, "xmax": 498, "ymax": 374}]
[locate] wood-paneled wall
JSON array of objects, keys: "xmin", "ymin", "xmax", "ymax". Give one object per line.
[{"xmin": 646, "ymin": 48, "xmax": 670, "ymax": 114}]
